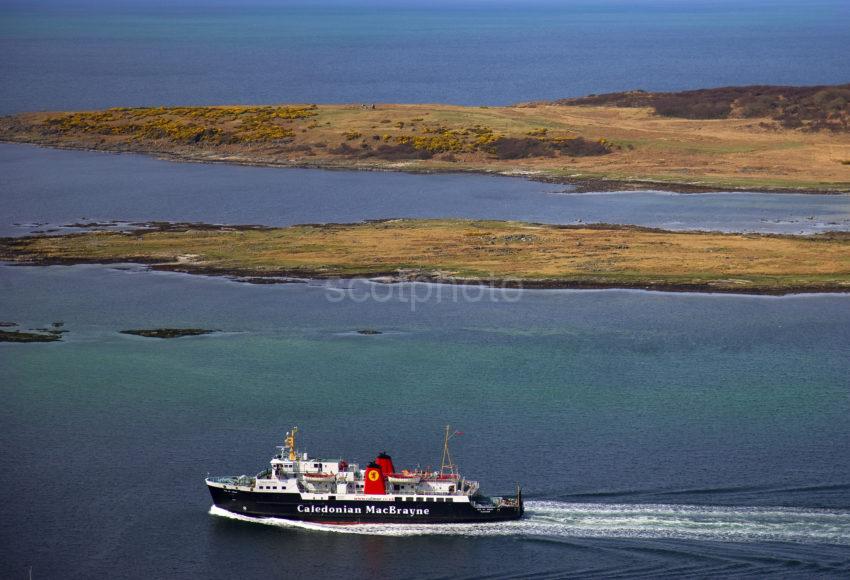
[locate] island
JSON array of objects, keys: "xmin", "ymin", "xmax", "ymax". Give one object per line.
[
  {"xmin": 2, "ymin": 220, "xmax": 849, "ymax": 294},
  {"xmin": 0, "ymin": 329, "xmax": 62, "ymax": 343},
  {"xmin": 1, "ymin": 84, "xmax": 849, "ymax": 193},
  {"xmin": 119, "ymin": 328, "xmax": 218, "ymax": 339}
]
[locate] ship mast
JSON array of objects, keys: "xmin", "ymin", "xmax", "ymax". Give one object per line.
[
  {"xmin": 439, "ymin": 424, "xmax": 459, "ymax": 476},
  {"xmin": 284, "ymin": 427, "xmax": 298, "ymax": 461}
]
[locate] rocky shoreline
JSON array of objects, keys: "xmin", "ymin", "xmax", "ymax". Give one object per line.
[
  {"xmin": 0, "ymin": 329, "xmax": 62, "ymax": 343},
  {"xmin": 119, "ymin": 328, "xmax": 218, "ymax": 339},
  {"xmin": 0, "ymin": 322, "xmax": 65, "ymax": 342},
  {"xmin": 4, "ymin": 254, "xmax": 849, "ymax": 296}
]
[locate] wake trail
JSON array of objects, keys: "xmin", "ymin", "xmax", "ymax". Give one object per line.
[{"xmin": 209, "ymin": 500, "xmax": 850, "ymax": 544}]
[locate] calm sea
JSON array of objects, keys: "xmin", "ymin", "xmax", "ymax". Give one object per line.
[
  {"xmin": 1, "ymin": 0, "xmax": 849, "ymax": 114},
  {"xmin": 1, "ymin": 263, "xmax": 849, "ymax": 578},
  {"xmin": 3, "ymin": 144, "xmax": 850, "ymax": 236},
  {"xmin": 2, "ymin": 1, "xmax": 850, "ymax": 578}
]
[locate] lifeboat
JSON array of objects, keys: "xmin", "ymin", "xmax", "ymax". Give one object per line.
[
  {"xmin": 387, "ymin": 473, "xmax": 421, "ymax": 484},
  {"xmin": 302, "ymin": 472, "xmax": 335, "ymax": 483}
]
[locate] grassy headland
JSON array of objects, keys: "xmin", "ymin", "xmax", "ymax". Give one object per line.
[
  {"xmin": 3, "ymin": 220, "xmax": 850, "ymax": 294},
  {"xmin": 2, "ymin": 84, "xmax": 850, "ymax": 192}
]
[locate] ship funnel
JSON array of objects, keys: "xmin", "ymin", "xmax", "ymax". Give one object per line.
[
  {"xmin": 375, "ymin": 451, "xmax": 395, "ymax": 475},
  {"xmin": 364, "ymin": 461, "xmax": 386, "ymax": 495}
]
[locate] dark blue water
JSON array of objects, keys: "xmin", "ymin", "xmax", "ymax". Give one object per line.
[
  {"xmin": 1, "ymin": 264, "xmax": 849, "ymax": 578},
  {"xmin": 3, "ymin": 144, "xmax": 850, "ymax": 236},
  {"xmin": 1, "ymin": 0, "xmax": 849, "ymax": 114}
]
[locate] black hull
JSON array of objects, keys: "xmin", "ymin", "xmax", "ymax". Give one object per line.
[{"xmin": 208, "ymin": 485, "xmax": 523, "ymax": 524}]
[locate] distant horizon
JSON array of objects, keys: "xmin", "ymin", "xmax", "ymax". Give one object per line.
[{"xmin": 3, "ymin": 0, "xmax": 848, "ymax": 115}]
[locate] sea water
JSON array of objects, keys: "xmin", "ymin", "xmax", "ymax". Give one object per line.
[
  {"xmin": 1, "ymin": 0, "xmax": 849, "ymax": 114},
  {"xmin": 3, "ymin": 144, "xmax": 850, "ymax": 236},
  {"xmin": 2, "ymin": 0, "xmax": 850, "ymax": 577},
  {"xmin": 1, "ymin": 264, "xmax": 849, "ymax": 577}
]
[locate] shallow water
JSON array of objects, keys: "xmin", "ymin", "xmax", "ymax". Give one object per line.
[
  {"xmin": 1, "ymin": 264, "xmax": 849, "ymax": 577},
  {"xmin": 3, "ymin": 144, "xmax": 850, "ymax": 236}
]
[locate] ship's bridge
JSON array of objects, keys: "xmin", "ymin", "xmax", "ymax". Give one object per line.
[{"xmin": 271, "ymin": 455, "xmax": 355, "ymax": 476}]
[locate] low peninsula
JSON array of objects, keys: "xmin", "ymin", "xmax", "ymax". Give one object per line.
[
  {"xmin": 2, "ymin": 220, "xmax": 849, "ymax": 294},
  {"xmin": 1, "ymin": 84, "xmax": 850, "ymax": 192}
]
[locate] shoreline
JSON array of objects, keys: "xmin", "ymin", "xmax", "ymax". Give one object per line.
[
  {"xmin": 3, "ymin": 138, "xmax": 848, "ymax": 195},
  {"xmin": 4, "ymin": 219, "xmax": 850, "ymax": 296},
  {"xmin": 4, "ymin": 257, "xmax": 849, "ymax": 296}
]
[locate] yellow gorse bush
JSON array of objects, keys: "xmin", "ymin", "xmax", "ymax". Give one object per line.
[{"xmin": 43, "ymin": 105, "xmax": 318, "ymax": 144}]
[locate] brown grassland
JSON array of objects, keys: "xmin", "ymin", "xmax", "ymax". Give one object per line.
[
  {"xmin": 2, "ymin": 92, "xmax": 850, "ymax": 191},
  {"xmin": 3, "ymin": 220, "xmax": 850, "ymax": 294}
]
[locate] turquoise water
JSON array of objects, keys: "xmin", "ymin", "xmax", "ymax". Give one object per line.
[
  {"xmin": 1, "ymin": 264, "xmax": 849, "ymax": 577},
  {"xmin": 1, "ymin": 146, "xmax": 850, "ymax": 577},
  {"xmin": 1, "ymin": 0, "xmax": 849, "ymax": 113}
]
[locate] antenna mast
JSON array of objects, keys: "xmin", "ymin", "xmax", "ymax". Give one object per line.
[{"xmin": 440, "ymin": 424, "xmax": 459, "ymax": 476}]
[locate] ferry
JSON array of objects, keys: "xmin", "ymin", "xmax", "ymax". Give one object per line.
[{"xmin": 206, "ymin": 426, "xmax": 524, "ymax": 524}]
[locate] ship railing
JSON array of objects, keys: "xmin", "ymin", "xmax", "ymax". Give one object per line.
[
  {"xmin": 207, "ymin": 475, "xmax": 255, "ymax": 486},
  {"xmin": 394, "ymin": 488, "xmax": 473, "ymax": 497}
]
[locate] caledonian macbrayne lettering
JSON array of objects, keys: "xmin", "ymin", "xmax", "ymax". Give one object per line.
[{"xmin": 296, "ymin": 505, "xmax": 431, "ymax": 516}]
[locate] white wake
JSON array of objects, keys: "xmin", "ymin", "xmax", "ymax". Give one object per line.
[{"xmin": 209, "ymin": 501, "xmax": 850, "ymax": 544}]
